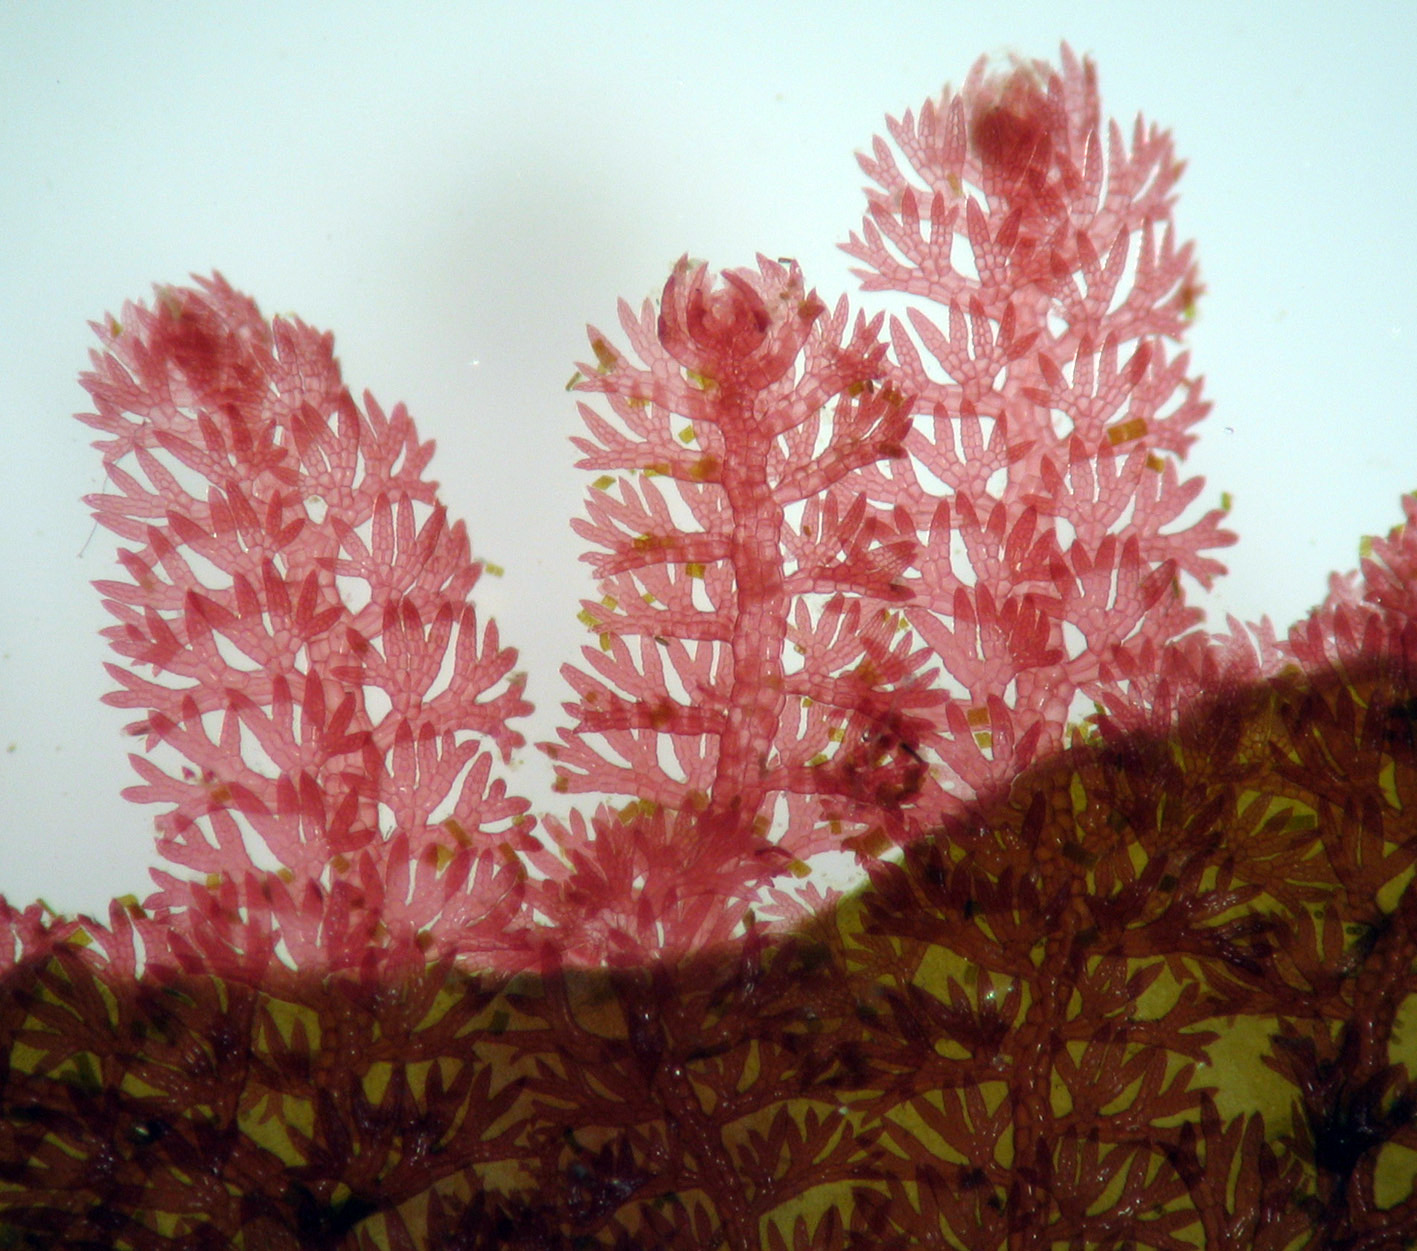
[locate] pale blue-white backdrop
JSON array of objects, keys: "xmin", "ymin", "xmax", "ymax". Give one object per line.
[{"xmin": 2, "ymin": 1, "xmax": 1413, "ymax": 918}]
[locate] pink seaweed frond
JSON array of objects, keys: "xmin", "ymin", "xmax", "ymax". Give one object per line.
[{"xmin": 75, "ymin": 275, "xmax": 539, "ymax": 975}]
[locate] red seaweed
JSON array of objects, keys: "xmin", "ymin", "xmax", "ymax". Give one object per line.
[{"xmin": 2, "ymin": 45, "xmax": 1414, "ymax": 1249}]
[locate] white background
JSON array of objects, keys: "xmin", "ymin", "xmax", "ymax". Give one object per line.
[{"xmin": 2, "ymin": 2, "xmax": 1414, "ymax": 919}]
